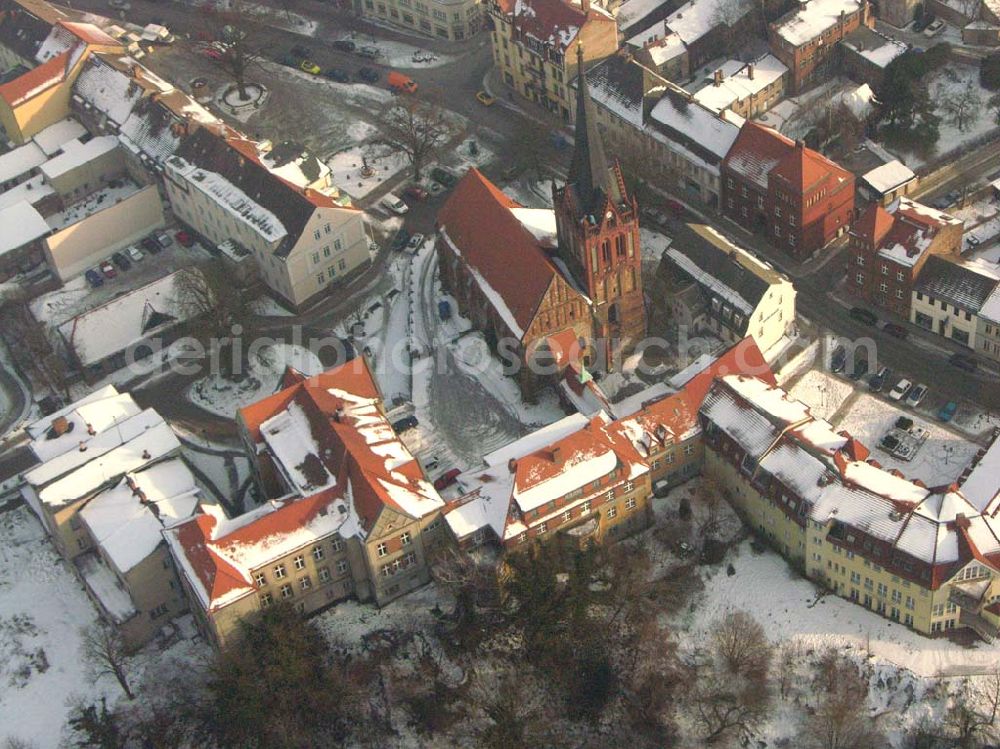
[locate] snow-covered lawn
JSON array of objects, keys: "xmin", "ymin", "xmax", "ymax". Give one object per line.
[
  {"xmin": 835, "ymin": 393, "xmax": 981, "ymax": 485},
  {"xmin": 250, "ymin": 295, "xmax": 294, "ymax": 317},
  {"xmin": 788, "ymin": 368, "xmax": 855, "ymax": 420},
  {"xmin": 0, "ymin": 505, "xmax": 119, "ymax": 747},
  {"xmin": 187, "ymin": 343, "xmax": 323, "ymax": 417}
]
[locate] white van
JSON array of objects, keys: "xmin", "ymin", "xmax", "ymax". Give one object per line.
[{"xmin": 381, "ymin": 193, "xmax": 408, "ymax": 215}]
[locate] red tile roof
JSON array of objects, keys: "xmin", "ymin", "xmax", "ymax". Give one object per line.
[
  {"xmin": 724, "ymin": 122, "xmax": 794, "ymax": 188},
  {"xmin": 770, "ymin": 141, "xmax": 853, "ymax": 194},
  {"xmin": 854, "ymin": 203, "xmax": 894, "ymax": 246},
  {"xmin": 438, "ymin": 168, "xmax": 572, "ymax": 339},
  {"xmin": 495, "ymin": 0, "xmax": 614, "ymax": 52},
  {"xmin": 0, "ymin": 48, "xmax": 69, "ymax": 105},
  {"xmin": 58, "ymin": 20, "xmax": 120, "ymax": 47}
]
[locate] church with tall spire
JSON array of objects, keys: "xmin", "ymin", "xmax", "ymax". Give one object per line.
[{"xmin": 553, "ymin": 44, "xmax": 646, "ymax": 371}]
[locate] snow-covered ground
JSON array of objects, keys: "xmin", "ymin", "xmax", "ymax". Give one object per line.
[
  {"xmin": 330, "ymin": 31, "xmax": 454, "ymax": 69},
  {"xmin": 250, "ymin": 295, "xmax": 294, "ymax": 317},
  {"xmin": 328, "ymin": 145, "xmax": 412, "ymax": 200},
  {"xmin": 0, "ymin": 506, "xmax": 121, "ymax": 747},
  {"xmin": 187, "ymin": 343, "xmax": 323, "ymax": 417},
  {"xmin": 787, "ymin": 367, "xmax": 855, "ymax": 420}
]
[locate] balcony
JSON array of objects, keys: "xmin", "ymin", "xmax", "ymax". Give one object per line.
[
  {"xmin": 960, "ymin": 609, "xmax": 999, "ymax": 642},
  {"xmin": 950, "ymin": 580, "xmax": 990, "ymax": 613}
]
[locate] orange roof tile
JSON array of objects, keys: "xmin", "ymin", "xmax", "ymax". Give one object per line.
[{"xmin": 0, "ymin": 48, "xmax": 69, "ymax": 106}]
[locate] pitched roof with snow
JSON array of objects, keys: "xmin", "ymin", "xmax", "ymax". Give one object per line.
[
  {"xmin": 165, "ymin": 358, "xmax": 444, "ymax": 611},
  {"xmin": 860, "ymin": 159, "xmax": 916, "ymax": 196},
  {"xmin": 649, "ymin": 90, "xmax": 744, "ymax": 166},
  {"xmin": 699, "ymin": 376, "xmax": 1000, "ymax": 588},
  {"xmin": 914, "ymin": 256, "xmax": 999, "ymax": 314},
  {"xmin": 438, "ymin": 168, "xmax": 588, "ymax": 341},
  {"xmin": 27, "ymin": 385, "xmax": 141, "ymax": 463},
  {"xmin": 692, "ymin": 55, "xmax": 787, "ymax": 114},
  {"xmin": 496, "ymin": 0, "xmax": 615, "ymax": 52},
  {"xmin": 57, "ymin": 269, "xmax": 205, "ymax": 367},
  {"xmin": 0, "ymin": 200, "xmax": 49, "ymax": 254},
  {"xmin": 857, "ymin": 197, "xmax": 962, "ymax": 268},
  {"xmin": 665, "ymin": 0, "xmax": 753, "ymax": 44}
]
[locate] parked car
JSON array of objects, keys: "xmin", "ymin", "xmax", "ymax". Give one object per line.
[
  {"xmin": 430, "ymin": 166, "xmax": 459, "ymax": 188},
  {"xmin": 387, "ymin": 71, "xmax": 417, "ymax": 93},
  {"xmin": 849, "ymin": 358, "xmax": 869, "ymax": 381},
  {"xmin": 403, "ymin": 185, "xmax": 428, "ymax": 202},
  {"xmin": 358, "ymin": 67, "xmax": 379, "ymax": 83},
  {"xmin": 912, "ymin": 13, "xmax": 935, "ymax": 32},
  {"xmin": 924, "ymin": 18, "xmax": 945, "ymax": 36},
  {"xmin": 127, "ymin": 246, "xmax": 144, "ymax": 263},
  {"xmin": 175, "ymin": 230, "xmax": 195, "ymax": 247},
  {"xmin": 85, "ymin": 268, "xmax": 104, "ymax": 288},
  {"xmin": 200, "ymin": 45, "xmax": 223, "ymax": 61},
  {"xmin": 356, "ymin": 46, "xmax": 381, "ymax": 59},
  {"xmin": 392, "ymin": 415, "xmax": 419, "ymax": 433},
  {"xmin": 324, "ymin": 67, "xmax": 350, "ymax": 83},
  {"xmin": 381, "ymin": 192, "xmax": 409, "ymax": 215},
  {"xmin": 155, "ymin": 231, "xmax": 173, "ymax": 248},
  {"xmin": 882, "ymin": 322, "xmax": 908, "ymax": 339},
  {"xmin": 476, "ymin": 90, "xmax": 496, "ymax": 106},
  {"xmin": 299, "ymin": 59, "xmax": 321, "ymax": 75},
  {"xmin": 438, "ymin": 300, "xmax": 451, "ymax": 320},
  {"xmin": 849, "ymin": 306, "xmax": 878, "ymax": 326},
  {"xmin": 141, "ymin": 236, "xmax": 161, "ymax": 254},
  {"xmin": 433, "ymin": 468, "xmax": 461, "ymax": 491},
  {"xmin": 111, "ymin": 251, "xmax": 131, "ymax": 271},
  {"xmin": 391, "ymin": 228, "xmax": 411, "ymax": 252},
  {"xmin": 332, "ymin": 39, "xmax": 356, "ymax": 52},
  {"xmin": 888, "ymin": 378, "xmax": 912, "ymax": 401},
  {"xmin": 406, "ymin": 232, "xmax": 425, "ymax": 251},
  {"xmin": 424, "ymin": 456, "xmax": 440, "ymax": 472},
  {"xmin": 829, "ymin": 345, "xmax": 847, "ymax": 373},
  {"xmin": 904, "ymin": 383, "xmax": 928, "ymax": 408},
  {"xmin": 641, "ymin": 206, "xmax": 670, "ymax": 226},
  {"xmin": 869, "ymin": 366, "xmax": 890, "ymax": 392},
  {"xmin": 938, "ymin": 401, "xmax": 959, "ymax": 422},
  {"xmin": 100, "ymin": 260, "xmax": 117, "ymax": 279},
  {"xmin": 949, "ymin": 352, "xmax": 978, "ymax": 372}
]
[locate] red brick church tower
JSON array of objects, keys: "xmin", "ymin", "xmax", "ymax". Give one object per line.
[{"xmin": 553, "ymin": 45, "xmax": 646, "ymax": 372}]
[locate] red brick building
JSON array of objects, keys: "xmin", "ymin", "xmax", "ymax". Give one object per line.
[
  {"xmin": 768, "ymin": 0, "xmax": 873, "ymax": 93},
  {"xmin": 721, "ymin": 122, "xmax": 855, "ymax": 260},
  {"xmin": 848, "ymin": 198, "xmax": 963, "ymax": 318},
  {"xmin": 437, "ymin": 50, "xmax": 645, "ymax": 394}
]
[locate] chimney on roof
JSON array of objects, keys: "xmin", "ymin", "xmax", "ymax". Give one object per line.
[
  {"xmin": 580, "ymin": 0, "xmax": 590, "ymax": 12},
  {"xmin": 713, "ymin": 69, "xmax": 723, "ymax": 87},
  {"xmin": 78, "ymin": 441, "xmax": 87, "ymax": 452},
  {"xmin": 334, "ymin": 407, "xmax": 344, "ymax": 423},
  {"xmin": 87, "ymin": 423, "xmax": 96, "ymax": 436},
  {"xmin": 508, "ymin": 458, "xmax": 517, "ymax": 473},
  {"xmin": 51, "ymin": 416, "xmax": 70, "ymax": 436},
  {"xmin": 550, "ymin": 446, "xmax": 563, "ymax": 463},
  {"xmin": 747, "ymin": 63, "xmax": 754, "ymax": 80},
  {"xmin": 840, "ymin": 8, "xmax": 845, "ymax": 24},
  {"xmin": 796, "ymin": 139, "xmax": 805, "ymax": 150},
  {"xmin": 135, "ymin": 488, "xmax": 148, "ymax": 504},
  {"xmin": 141, "ymin": 449, "xmax": 151, "ymax": 460}
]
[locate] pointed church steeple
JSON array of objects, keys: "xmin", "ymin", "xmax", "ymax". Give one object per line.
[{"xmin": 568, "ymin": 43, "xmax": 622, "ymax": 216}]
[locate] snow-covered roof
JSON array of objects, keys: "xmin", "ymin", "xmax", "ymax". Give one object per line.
[
  {"xmin": 32, "ymin": 117, "xmax": 87, "ymax": 155},
  {"xmin": 0, "ymin": 174, "xmax": 55, "ymax": 211},
  {"xmin": 78, "ymin": 552, "xmax": 136, "ymax": 623},
  {"xmin": 0, "ymin": 201, "xmax": 49, "ymax": 255},
  {"xmin": 841, "ymin": 28, "xmax": 907, "ymax": 68},
  {"xmin": 649, "ymin": 93, "xmax": 744, "ymax": 161},
  {"xmin": 30, "ymin": 419, "xmax": 180, "ymax": 509},
  {"xmin": 40, "ymin": 134, "xmax": 118, "ymax": 180},
  {"xmin": 28, "ymin": 387, "xmax": 142, "ymax": 463},
  {"xmin": 666, "ymin": 0, "xmax": 753, "ymax": 44},
  {"xmin": 79, "ymin": 458, "xmax": 200, "ymax": 573},
  {"xmin": 511, "ymin": 208, "xmax": 558, "ymax": 246},
  {"xmin": 692, "ymin": 55, "xmax": 787, "ymax": 114},
  {"xmin": 980, "ymin": 285, "xmax": 1000, "ymax": 324},
  {"xmin": 772, "ymin": 0, "xmax": 865, "ymax": 47},
  {"xmin": 166, "ymin": 156, "xmax": 288, "ymax": 244},
  {"xmin": 0, "ymin": 141, "xmax": 46, "ymax": 184},
  {"xmin": 617, "ymin": 0, "xmax": 670, "ymax": 31},
  {"xmin": 701, "ymin": 376, "xmax": 1000, "ymax": 581},
  {"xmin": 861, "ymin": 159, "xmax": 916, "ymax": 195},
  {"xmin": 960, "ymin": 433, "xmax": 1000, "ymax": 513},
  {"xmin": 914, "ymin": 256, "xmax": 999, "ymax": 314},
  {"xmin": 57, "ymin": 269, "xmax": 206, "ymax": 367}
]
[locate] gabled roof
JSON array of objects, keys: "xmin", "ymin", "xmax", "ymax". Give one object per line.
[
  {"xmin": 0, "ymin": 47, "xmax": 69, "ymax": 105},
  {"xmin": 770, "ymin": 140, "xmax": 852, "ymax": 194},
  {"xmin": 438, "ymin": 168, "xmax": 581, "ymax": 340},
  {"xmin": 915, "ymin": 256, "xmax": 999, "ymax": 314},
  {"xmin": 723, "ymin": 121, "xmax": 794, "ymax": 189},
  {"xmin": 495, "ymin": 0, "xmax": 614, "ymax": 52},
  {"xmin": 853, "ymin": 202, "xmax": 894, "ymax": 246},
  {"xmin": 57, "ymin": 20, "xmax": 119, "ymax": 47}
]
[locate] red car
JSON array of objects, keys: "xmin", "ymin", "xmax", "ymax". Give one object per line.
[
  {"xmin": 175, "ymin": 230, "xmax": 195, "ymax": 247},
  {"xmin": 433, "ymin": 468, "xmax": 461, "ymax": 491},
  {"xmin": 99, "ymin": 260, "xmax": 117, "ymax": 279},
  {"xmin": 664, "ymin": 198, "xmax": 686, "ymax": 216},
  {"xmin": 403, "ymin": 185, "xmax": 429, "ymax": 202},
  {"xmin": 200, "ymin": 46, "xmax": 223, "ymax": 60}
]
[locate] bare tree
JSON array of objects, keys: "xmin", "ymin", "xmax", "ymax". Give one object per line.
[
  {"xmin": 0, "ymin": 291, "xmax": 72, "ymax": 400},
  {"xmin": 81, "ymin": 623, "xmax": 134, "ymax": 700},
  {"xmin": 370, "ymin": 94, "xmax": 457, "ymax": 181},
  {"xmin": 989, "ymin": 92, "xmax": 1000, "ymax": 125},
  {"xmin": 943, "ymin": 81, "xmax": 982, "ymax": 133},
  {"xmin": 208, "ymin": 1, "xmax": 263, "ymax": 102},
  {"xmin": 690, "ymin": 665, "xmax": 766, "ymax": 744},
  {"xmin": 804, "ymin": 652, "xmax": 881, "ymax": 749},
  {"xmin": 942, "ymin": 668, "xmax": 1000, "ymax": 748},
  {"xmin": 712, "ymin": 610, "xmax": 772, "ymax": 680},
  {"xmin": 777, "ymin": 641, "xmax": 801, "ymax": 700}
]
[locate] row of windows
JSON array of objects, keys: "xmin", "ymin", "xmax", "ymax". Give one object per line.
[
  {"xmin": 259, "ymin": 562, "xmax": 350, "ymax": 606},
  {"xmin": 915, "ymin": 292, "xmax": 974, "ymax": 321},
  {"xmin": 523, "ymin": 495, "xmax": 639, "ymax": 541},
  {"xmin": 256, "ymin": 541, "xmax": 344, "ymax": 586}
]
